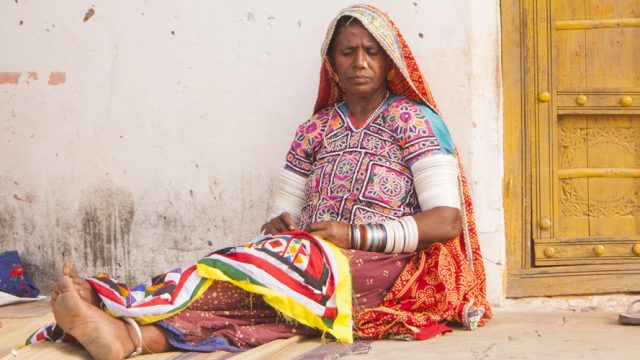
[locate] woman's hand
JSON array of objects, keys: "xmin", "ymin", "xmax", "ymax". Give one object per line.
[
  {"xmin": 261, "ymin": 212, "xmax": 298, "ymax": 235},
  {"xmin": 305, "ymin": 221, "xmax": 351, "ymax": 249}
]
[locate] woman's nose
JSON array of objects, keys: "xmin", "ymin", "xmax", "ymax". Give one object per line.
[{"xmin": 354, "ymin": 49, "xmax": 367, "ymax": 68}]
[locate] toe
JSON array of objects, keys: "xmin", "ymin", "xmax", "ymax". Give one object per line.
[
  {"xmin": 63, "ymin": 261, "xmax": 74, "ymax": 277},
  {"xmin": 50, "ymin": 283, "xmax": 60, "ymax": 302}
]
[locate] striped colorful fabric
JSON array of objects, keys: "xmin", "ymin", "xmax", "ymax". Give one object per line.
[
  {"xmin": 24, "ymin": 232, "xmax": 352, "ymax": 347},
  {"xmin": 88, "ymin": 265, "xmax": 213, "ymax": 324},
  {"xmin": 197, "ymin": 231, "xmax": 352, "ymax": 341},
  {"xmin": 24, "ymin": 322, "xmax": 76, "ymax": 346}
]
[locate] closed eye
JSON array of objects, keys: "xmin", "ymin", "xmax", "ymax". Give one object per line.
[
  {"xmin": 341, "ymin": 49, "xmax": 354, "ymax": 56},
  {"xmin": 365, "ymin": 45, "xmax": 382, "ymax": 56},
  {"xmin": 367, "ymin": 49, "xmax": 381, "ymax": 56}
]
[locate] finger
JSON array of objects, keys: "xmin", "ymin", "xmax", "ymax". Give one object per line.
[
  {"xmin": 72, "ymin": 277, "xmax": 85, "ymax": 287},
  {"xmin": 50, "ymin": 283, "xmax": 60, "ymax": 305},
  {"xmin": 280, "ymin": 212, "xmax": 298, "ymax": 231},
  {"xmin": 303, "ymin": 222, "xmax": 315, "ymax": 232},
  {"xmin": 306, "ymin": 222, "xmax": 325, "ymax": 235},
  {"xmin": 308, "ymin": 228, "xmax": 331, "ymax": 242},
  {"xmin": 263, "ymin": 224, "xmax": 275, "ymax": 235},
  {"xmin": 304, "ymin": 221, "xmax": 327, "ymax": 232},
  {"xmin": 50, "ymin": 289, "xmax": 59, "ymax": 301},
  {"xmin": 265, "ymin": 222, "xmax": 282, "ymax": 235},
  {"xmin": 308, "ymin": 228, "xmax": 327, "ymax": 236},
  {"xmin": 272, "ymin": 216, "xmax": 290, "ymax": 233}
]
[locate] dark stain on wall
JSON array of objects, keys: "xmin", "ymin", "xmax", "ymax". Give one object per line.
[
  {"xmin": 79, "ymin": 180, "xmax": 134, "ymax": 279},
  {"xmin": 83, "ymin": 8, "xmax": 95, "ymax": 23},
  {"xmin": 0, "ymin": 202, "xmax": 16, "ymax": 249}
]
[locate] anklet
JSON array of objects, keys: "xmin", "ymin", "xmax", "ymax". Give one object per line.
[{"xmin": 123, "ymin": 317, "xmax": 143, "ymax": 358}]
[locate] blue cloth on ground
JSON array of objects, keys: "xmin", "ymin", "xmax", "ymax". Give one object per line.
[{"xmin": 0, "ymin": 250, "xmax": 40, "ymax": 298}]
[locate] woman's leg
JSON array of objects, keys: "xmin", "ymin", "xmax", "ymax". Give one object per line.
[{"xmin": 51, "ymin": 275, "xmax": 173, "ymax": 359}]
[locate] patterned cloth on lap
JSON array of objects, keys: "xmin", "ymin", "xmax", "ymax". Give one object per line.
[{"xmin": 24, "ymin": 232, "xmax": 352, "ymax": 348}]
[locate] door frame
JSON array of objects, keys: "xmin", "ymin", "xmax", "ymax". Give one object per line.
[{"xmin": 501, "ymin": 0, "xmax": 640, "ymax": 297}]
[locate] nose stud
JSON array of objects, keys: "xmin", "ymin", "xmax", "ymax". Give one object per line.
[{"xmin": 362, "ymin": 60, "xmax": 368, "ymax": 69}]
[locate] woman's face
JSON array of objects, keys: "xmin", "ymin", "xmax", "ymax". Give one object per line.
[{"xmin": 330, "ymin": 20, "xmax": 393, "ymax": 99}]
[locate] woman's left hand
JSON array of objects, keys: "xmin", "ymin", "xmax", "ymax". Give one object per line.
[{"xmin": 304, "ymin": 221, "xmax": 351, "ymax": 249}]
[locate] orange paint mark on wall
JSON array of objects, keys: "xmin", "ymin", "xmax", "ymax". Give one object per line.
[
  {"xmin": 24, "ymin": 71, "xmax": 39, "ymax": 84},
  {"xmin": 48, "ymin": 71, "xmax": 66, "ymax": 85},
  {"xmin": 0, "ymin": 72, "xmax": 21, "ymax": 85}
]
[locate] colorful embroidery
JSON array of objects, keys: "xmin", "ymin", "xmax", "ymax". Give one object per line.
[
  {"xmin": 197, "ymin": 231, "xmax": 352, "ymax": 343},
  {"xmin": 285, "ymin": 97, "xmax": 442, "ymax": 228}
]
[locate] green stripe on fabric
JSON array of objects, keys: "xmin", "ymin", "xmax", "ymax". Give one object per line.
[
  {"xmin": 171, "ymin": 277, "xmax": 210, "ymax": 312},
  {"xmin": 198, "ymin": 257, "xmax": 267, "ymax": 287},
  {"xmin": 322, "ymin": 317, "xmax": 335, "ymax": 328}
]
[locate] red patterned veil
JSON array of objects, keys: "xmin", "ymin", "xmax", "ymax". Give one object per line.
[{"xmin": 315, "ymin": 4, "xmax": 492, "ymax": 340}]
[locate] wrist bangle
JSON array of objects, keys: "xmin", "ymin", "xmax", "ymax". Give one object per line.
[
  {"xmin": 359, "ymin": 224, "xmax": 367, "ymax": 251},
  {"xmin": 380, "ymin": 216, "xmax": 419, "ymax": 253},
  {"xmin": 350, "ymin": 224, "xmax": 360, "ymax": 250}
]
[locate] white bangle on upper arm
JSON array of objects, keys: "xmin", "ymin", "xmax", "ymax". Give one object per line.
[
  {"xmin": 270, "ymin": 169, "xmax": 307, "ymax": 226},
  {"xmin": 411, "ymin": 154, "xmax": 461, "ymax": 210}
]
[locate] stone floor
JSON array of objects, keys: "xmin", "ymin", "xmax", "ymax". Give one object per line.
[
  {"xmin": 345, "ymin": 310, "xmax": 640, "ymax": 360},
  {"xmin": 1, "ymin": 300, "xmax": 639, "ymax": 360}
]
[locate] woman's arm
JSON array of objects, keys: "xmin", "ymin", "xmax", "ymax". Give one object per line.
[
  {"xmin": 413, "ymin": 206, "xmax": 461, "ymax": 250},
  {"xmin": 306, "ymin": 154, "xmax": 463, "ymax": 252},
  {"xmin": 303, "ymin": 206, "xmax": 460, "ymax": 251},
  {"xmin": 261, "ymin": 169, "xmax": 307, "ymax": 234},
  {"xmin": 411, "ymin": 154, "xmax": 462, "ymax": 249}
]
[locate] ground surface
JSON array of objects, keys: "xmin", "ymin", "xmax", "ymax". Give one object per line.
[{"xmin": 1, "ymin": 300, "xmax": 639, "ymax": 359}]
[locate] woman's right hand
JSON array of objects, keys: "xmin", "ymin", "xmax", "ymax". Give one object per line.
[{"xmin": 260, "ymin": 212, "xmax": 298, "ymax": 235}]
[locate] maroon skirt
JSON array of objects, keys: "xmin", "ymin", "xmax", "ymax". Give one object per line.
[{"xmin": 158, "ymin": 250, "xmax": 412, "ymax": 351}]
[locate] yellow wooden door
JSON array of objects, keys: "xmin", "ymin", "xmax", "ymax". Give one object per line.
[
  {"xmin": 503, "ymin": 0, "xmax": 640, "ymax": 296},
  {"xmin": 533, "ymin": 0, "xmax": 640, "ymax": 266}
]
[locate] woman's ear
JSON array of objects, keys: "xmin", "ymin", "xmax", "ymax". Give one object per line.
[{"xmin": 387, "ymin": 66, "xmax": 396, "ymax": 82}]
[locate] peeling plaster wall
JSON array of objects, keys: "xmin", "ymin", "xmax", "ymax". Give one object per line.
[{"xmin": 0, "ymin": 1, "xmax": 504, "ymax": 304}]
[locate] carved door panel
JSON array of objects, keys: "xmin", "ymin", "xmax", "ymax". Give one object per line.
[{"xmin": 533, "ymin": 0, "xmax": 640, "ymax": 266}]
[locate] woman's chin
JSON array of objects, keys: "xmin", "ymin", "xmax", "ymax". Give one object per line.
[{"xmin": 344, "ymin": 85, "xmax": 381, "ymax": 98}]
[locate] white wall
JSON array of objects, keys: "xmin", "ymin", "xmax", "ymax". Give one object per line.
[{"xmin": 0, "ymin": 1, "xmax": 504, "ymax": 304}]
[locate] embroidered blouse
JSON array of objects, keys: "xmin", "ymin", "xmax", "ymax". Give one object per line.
[{"xmin": 284, "ymin": 94, "xmax": 455, "ymax": 229}]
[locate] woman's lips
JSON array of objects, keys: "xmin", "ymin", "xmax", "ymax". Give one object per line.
[{"xmin": 348, "ymin": 76, "xmax": 372, "ymax": 84}]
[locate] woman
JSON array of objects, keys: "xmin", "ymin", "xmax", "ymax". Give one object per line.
[
  {"xmin": 265, "ymin": 3, "xmax": 490, "ymax": 338},
  {"xmin": 38, "ymin": 4, "xmax": 490, "ymax": 359}
]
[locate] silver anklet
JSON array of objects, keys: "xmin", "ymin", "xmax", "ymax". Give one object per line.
[{"xmin": 122, "ymin": 317, "xmax": 143, "ymax": 358}]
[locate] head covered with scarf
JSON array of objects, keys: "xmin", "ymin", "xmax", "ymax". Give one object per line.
[
  {"xmin": 313, "ymin": 4, "xmax": 491, "ymax": 339},
  {"xmin": 314, "ymin": 4, "xmax": 439, "ymax": 115}
]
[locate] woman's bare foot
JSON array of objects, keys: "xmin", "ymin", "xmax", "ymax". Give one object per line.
[
  {"xmin": 50, "ymin": 261, "xmax": 100, "ymax": 308},
  {"xmin": 52, "ymin": 276, "xmax": 136, "ymax": 360},
  {"xmin": 64, "ymin": 261, "xmax": 101, "ymax": 307}
]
